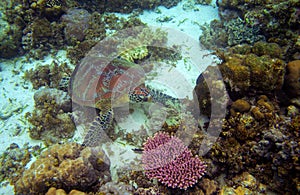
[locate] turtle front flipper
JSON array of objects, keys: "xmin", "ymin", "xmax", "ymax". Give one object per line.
[
  {"xmin": 82, "ymin": 109, "xmax": 113, "ymax": 147},
  {"xmin": 147, "ymin": 86, "xmax": 180, "ymax": 107}
]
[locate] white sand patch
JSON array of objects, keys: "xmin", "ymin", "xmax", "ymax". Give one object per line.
[{"xmin": 138, "ymin": 0, "xmax": 219, "ymax": 41}]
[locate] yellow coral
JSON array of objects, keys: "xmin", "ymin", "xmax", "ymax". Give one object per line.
[{"xmin": 120, "ymin": 46, "xmax": 149, "ymax": 62}]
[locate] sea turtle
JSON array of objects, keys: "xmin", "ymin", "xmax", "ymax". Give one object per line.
[{"xmin": 69, "ymin": 56, "xmax": 179, "ymax": 147}]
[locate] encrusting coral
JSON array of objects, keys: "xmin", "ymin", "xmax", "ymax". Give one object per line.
[{"xmin": 14, "ymin": 142, "xmax": 111, "ymax": 195}]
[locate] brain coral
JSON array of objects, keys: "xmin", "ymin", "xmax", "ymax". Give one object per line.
[
  {"xmin": 14, "ymin": 143, "xmax": 111, "ymax": 195},
  {"xmin": 142, "ymin": 132, "xmax": 206, "ymax": 190}
]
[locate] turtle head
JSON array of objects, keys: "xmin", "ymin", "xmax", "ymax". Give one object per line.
[{"xmin": 129, "ymin": 87, "xmax": 151, "ymax": 103}]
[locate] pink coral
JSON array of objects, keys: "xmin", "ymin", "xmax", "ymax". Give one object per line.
[{"xmin": 142, "ymin": 132, "xmax": 207, "ymax": 190}]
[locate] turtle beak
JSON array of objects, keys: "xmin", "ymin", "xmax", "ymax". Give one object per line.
[{"xmin": 145, "ymin": 94, "xmax": 152, "ymax": 102}]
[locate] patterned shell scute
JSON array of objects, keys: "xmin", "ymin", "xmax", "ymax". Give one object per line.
[{"xmin": 69, "ymin": 57, "xmax": 145, "ymax": 108}]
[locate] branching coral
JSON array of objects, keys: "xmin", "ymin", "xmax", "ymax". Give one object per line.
[{"xmin": 142, "ymin": 132, "xmax": 206, "ymax": 190}]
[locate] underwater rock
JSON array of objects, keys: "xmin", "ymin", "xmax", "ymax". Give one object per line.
[
  {"xmin": 194, "ymin": 65, "xmax": 229, "ymax": 117},
  {"xmin": 14, "ymin": 143, "xmax": 111, "ymax": 195},
  {"xmin": 283, "ymin": 60, "xmax": 300, "ymax": 98},
  {"xmin": 61, "ymin": 8, "xmax": 91, "ymax": 44}
]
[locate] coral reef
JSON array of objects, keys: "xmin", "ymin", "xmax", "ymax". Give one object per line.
[
  {"xmin": 14, "ymin": 142, "xmax": 111, "ymax": 195},
  {"xmin": 194, "ymin": 31, "xmax": 299, "ymax": 193},
  {"xmin": 142, "ymin": 132, "xmax": 207, "ymax": 190},
  {"xmin": 75, "ymin": 0, "xmax": 181, "ymax": 14},
  {"xmin": 200, "ymin": 17, "xmax": 265, "ymax": 48},
  {"xmin": 66, "ymin": 12, "xmax": 145, "ymax": 64},
  {"xmin": 203, "ymin": 93, "xmax": 300, "ymax": 193},
  {"xmin": 200, "ymin": 0, "xmax": 300, "ymax": 61},
  {"xmin": 134, "ymin": 186, "xmax": 162, "ymax": 195},
  {"xmin": 198, "ymin": 178, "xmax": 219, "ymax": 195},
  {"xmin": 1, "ymin": 0, "xmax": 68, "ymax": 59},
  {"xmin": 25, "ymin": 87, "xmax": 74, "ymax": 145},
  {"xmin": 21, "ymin": 18, "xmax": 65, "ymax": 59},
  {"xmin": 117, "ymin": 27, "xmax": 168, "ymax": 62}
]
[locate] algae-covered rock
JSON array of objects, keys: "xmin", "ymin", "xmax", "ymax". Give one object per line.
[
  {"xmin": 219, "ymin": 52, "xmax": 285, "ymax": 96},
  {"xmin": 230, "ymin": 99, "xmax": 251, "ymax": 114},
  {"xmin": 251, "ymin": 41, "xmax": 282, "ymax": 58},
  {"xmin": 0, "ymin": 13, "xmax": 22, "ymax": 58},
  {"xmin": 283, "ymin": 60, "xmax": 300, "ymax": 98},
  {"xmin": 14, "ymin": 143, "xmax": 111, "ymax": 195},
  {"xmin": 25, "ymin": 88, "xmax": 75, "ymax": 145},
  {"xmin": 195, "ymin": 46, "xmax": 285, "ymax": 116}
]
